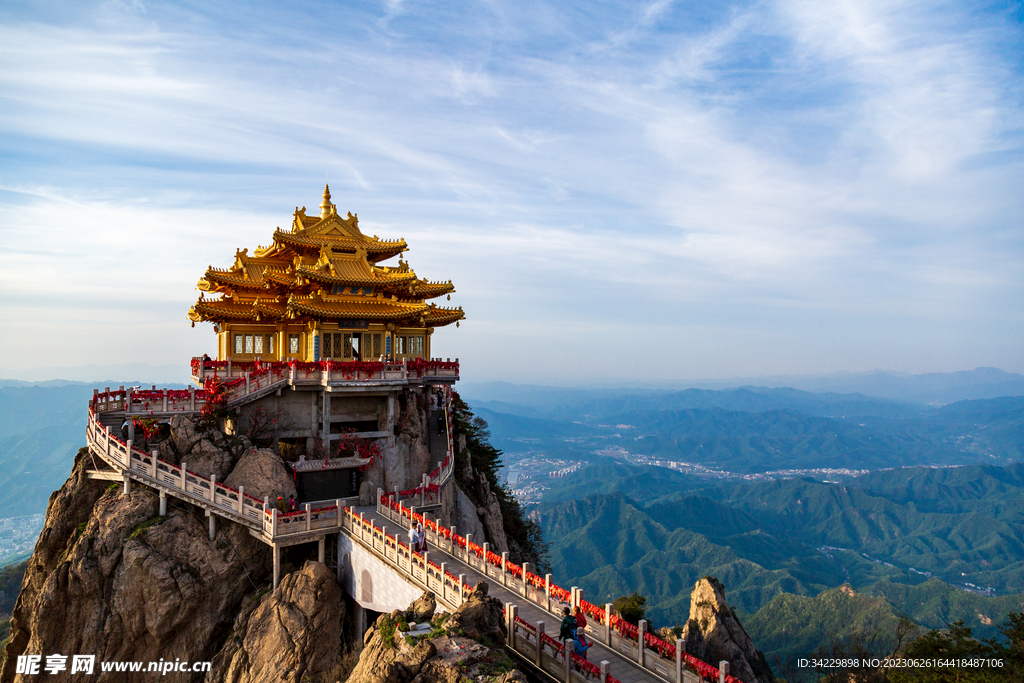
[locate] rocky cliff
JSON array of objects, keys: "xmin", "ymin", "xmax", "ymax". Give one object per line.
[
  {"xmin": 680, "ymin": 577, "xmax": 773, "ymax": 683},
  {"xmin": 347, "ymin": 582, "xmax": 525, "ymax": 683},
  {"xmin": 209, "ymin": 561, "xmax": 347, "ymax": 683},
  {"xmin": 2, "ymin": 419, "xmax": 348, "ymax": 683}
]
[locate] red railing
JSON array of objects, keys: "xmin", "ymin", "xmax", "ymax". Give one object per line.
[{"xmin": 381, "ymin": 488, "xmax": 741, "ymax": 683}]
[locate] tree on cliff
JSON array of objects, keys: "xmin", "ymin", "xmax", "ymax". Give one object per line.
[{"xmin": 450, "ymin": 392, "xmax": 550, "ymax": 570}]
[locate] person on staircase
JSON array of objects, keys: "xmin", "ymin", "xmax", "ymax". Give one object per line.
[
  {"xmin": 573, "ymin": 605, "xmax": 588, "ymax": 631},
  {"xmin": 559, "ymin": 607, "xmax": 578, "ymax": 645},
  {"xmin": 573, "ymin": 627, "xmax": 592, "ymax": 662}
]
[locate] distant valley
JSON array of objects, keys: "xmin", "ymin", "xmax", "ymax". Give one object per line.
[{"xmin": 459, "ymin": 371, "xmax": 1024, "ymax": 666}]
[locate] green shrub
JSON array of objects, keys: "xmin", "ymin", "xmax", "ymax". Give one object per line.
[
  {"xmin": 128, "ymin": 516, "xmax": 167, "ymax": 540},
  {"xmin": 379, "ymin": 615, "xmax": 397, "ymax": 649}
]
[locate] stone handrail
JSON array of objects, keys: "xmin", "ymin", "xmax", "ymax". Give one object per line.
[
  {"xmin": 375, "ymin": 491, "xmax": 737, "ymax": 683},
  {"xmin": 191, "ymin": 357, "xmax": 460, "ymax": 388},
  {"xmin": 86, "ymin": 385, "xmax": 458, "ymax": 546},
  {"xmin": 87, "ymin": 408, "xmax": 266, "ymax": 526}
]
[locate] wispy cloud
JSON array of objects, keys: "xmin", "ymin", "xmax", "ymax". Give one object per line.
[{"xmin": 0, "ymin": 0, "xmax": 1021, "ymax": 382}]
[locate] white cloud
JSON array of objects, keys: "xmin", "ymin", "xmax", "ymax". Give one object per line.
[{"xmin": 0, "ymin": 0, "xmax": 1020, "ymax": 381}]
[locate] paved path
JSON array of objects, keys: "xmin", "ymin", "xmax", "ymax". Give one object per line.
[{"xmin": 353, "ymin": 506, "xmax": 661, "ymax": 683}]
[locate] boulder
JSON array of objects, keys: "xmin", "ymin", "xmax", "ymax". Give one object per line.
[
  {"xmin": 224, "ymin": 448, "xmax": 296, "ymax": 502},
  {"xmin": 209, "ymin": 561, "xmax": 346, "ymax": 683},
  {"xmin": 444, "ymin": 582, "xmax": 506, "ymax": 648},
  {"xmin": 169, "ymin": 414, "xmax": 205, "ymax": 455},
  {"xmin": 407, "ymin": 592, "xmax": 436, "ymax": 624},
  {"xmin": 680, "ymin": 577, "xmax": 773, "ymax": 683},
  {"xmin": 347, "ymin": 587, "xmax": 520, "ymax": 683},
  {"xmin": 186, "ymin": 437, "xmax": 235, "ymax": 480}
]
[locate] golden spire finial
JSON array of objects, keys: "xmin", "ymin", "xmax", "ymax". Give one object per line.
[{"xmin": 319, "ymin": 183, "xmax": 333, "ymax": 219}]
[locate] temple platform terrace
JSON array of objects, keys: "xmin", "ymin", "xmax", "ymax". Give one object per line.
[{"xmin": 190, "ymin": 357, "xmax": 459, "ymax": 393}]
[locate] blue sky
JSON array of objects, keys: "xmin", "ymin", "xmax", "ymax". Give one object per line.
[{"xmin": 1, "ymin": 0, "xmax": 1022, "ymax": 384}]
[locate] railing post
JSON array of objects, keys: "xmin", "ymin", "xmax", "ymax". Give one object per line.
[
  {"xmin": 605, "ymin": 604, "xmax": 613, "ymax": 646},
  {"xmin": 600, "ymin": 661, "xmax": 609, "ymax": 683},
  {"xmin": 335, "ymin": 499, "xmax": 342, "ymax": 529},
  {"xmin": 151, "ymin": 450, "xmax": 158, "ymax": 478},
  {"xmin": 245, "ymin": 371, "xmax": 251, "ymax": 394},
  {"xmin": 359, "ymin": 513, "xmax": 365, "ymax": 542},
  {"xmin": 545, "ymin": 574, "xmax": 552, "ymax": 613},
  {"xmin": 377, "ymin": 488, "xmax": 383, "ymax": 514},
  {"xmin": 423, "ymin": 551, "xmax": 430, "ymax": 585},
  {"xmin": 501, "ymin": 551, "xmax": 509, "ymax": 587},
  {"xmin": 125, "ymin": 439, "xmax": 133, "ymax": 468},
  {"xmin": 507, "ymin": 604, "xmax": 517, "ymax": 646},
  {"xmin": 440, "ymin": 562, "xmax": 447, "ymax": 603},
  {"xmin": 238, "ymin": 485, "xmax": 245, "ymax": 513},
  {"xmin": 676, "ymin": 639, "xmax": 683, "ymax": 683},
  {"xmin": 465, "ymin": 533, "xmax": 472, "ymax": 566},
  {"xmin": 189, "ymin": 385, "xmax": 195, "ymax": 411},
  {"xmin": 450, "ymin": 525, "xmax": 457, "ymax": 554},
  {"xmin": 638, "ymin": 619, "xmax": 647, "ymax": 666},
  {"xmin": 458, "ymin": 573, "xmax": 466, "ymax": 605},
  {"xmin": 483, "ymin": 543, "xmax": 490, "ymax": 577},
  {"xmin": 263, "ymin": 495, "xmax": 269, "ymax": 513},
  {"xmin": 272, "ymin": 508, "xmax": 278, "ymax": 536},
  {"xmin": 305, "ymin": 503, "xmax": 311, "ymax": 532},
  {"xmin": 536, "ymin": 622, "xmax": 545, "ymax": 666},
  {"xmin": 522, "ymin": 562, "xmax": 530, "ymax": 598},
  {"xmin": 564, "ymin": 636, "xmax": 571, "ymax": 683},
  {"xmin": 162, "ymin": 388, "xmax": 168, "ymax": 412},
  {"xmin": 181, "ymin": 462, "xmax": 188, "ymax": 491},
  {"xmin": 227, "ymin": 358, "xmax": 231, "ymax": 376},
  {"xmin": 719, "ymin": 660, "xmax": 730, "ymax": 683},
  {"xmin": 210, "ymin": 474, "xmax": 217, "ymax": 502}
]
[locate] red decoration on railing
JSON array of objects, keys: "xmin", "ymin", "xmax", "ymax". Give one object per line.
[
  {"xmin": 571, "ymin": 652, "xmax": 602, "ymax": 680},
  {"xmin": 541, "ymin": 633, "xmax": 565, "ymax": 657}
]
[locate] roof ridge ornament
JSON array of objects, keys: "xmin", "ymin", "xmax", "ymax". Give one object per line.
[{"xmin": 320, "ymin": 184, "xmax": 334, "ymax": 219}]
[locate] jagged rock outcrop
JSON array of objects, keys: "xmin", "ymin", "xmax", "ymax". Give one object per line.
[
  {"xmin": 165, "ymin": 414, "xmax": 249, "ymax": 478},
  {"xmin": 347, "ymin": 584, "xmax": 522, "ymax": 683},
  {"xmin": 680, "ymin": 577, "xmax": 773, "ymax": 683},
  {"xmin": 2, "ymin": 451, "xmax": 271, "ymax": 682},
  {"xmin": 438, "ymin": 435, "xmax": 509, "ymax": 554},
  {"xmin": 223, "ymin": 447, "xmax": 296, "ymax": 502},
  {"xmin": 209, "ymin": 561, "xmax": 345, "ymax": 683},
  {"xmin": 362, "ymin": 392, "xmax": 432, "ymax": 495}
]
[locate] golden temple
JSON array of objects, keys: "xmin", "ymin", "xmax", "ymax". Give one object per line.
[{"xmin": 188, "ymin": 185, "xmax": 464, "ymax": 362}]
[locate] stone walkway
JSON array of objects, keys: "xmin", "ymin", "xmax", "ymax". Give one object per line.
[{"xmin": 353, "ymin": 505, "xmax": 662, "ymax": 683}]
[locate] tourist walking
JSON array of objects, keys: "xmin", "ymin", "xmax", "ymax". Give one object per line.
[
  {"xmin": 574, "ymin": 627, "xmax": 592, "ymax": 661},
  {"xmin": 558, "ymin": 607, "xmax": 578, "ymax": 643},
  {"xmin": 287, "ymin": 495, "xmax": 297, "ymax": 512},
  {"xmin": 573, "ymin": 605, "xmax": 588, "ymax": 631}
]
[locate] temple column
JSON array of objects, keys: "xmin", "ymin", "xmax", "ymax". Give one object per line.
[{"xmin": 273, "ymin": 544, "xmax": 281, "ymax": 588}]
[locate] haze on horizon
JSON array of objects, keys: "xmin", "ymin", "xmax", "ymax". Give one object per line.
[{"xmin": 1, "ymin": 0, "xmax": 1022, "ymax": 385}]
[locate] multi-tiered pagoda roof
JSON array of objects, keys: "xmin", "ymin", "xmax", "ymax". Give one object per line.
[{"xmin": 188, "ymin": 186, "xmax": 464, "ymax": 329}]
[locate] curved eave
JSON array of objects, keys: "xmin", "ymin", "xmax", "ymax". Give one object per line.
[
  {"xmin": 202, "ymin": 270, "xmax": 265, "ymax": 289},
  {"xmin": 189, "ymin": 301, "xmax": 257, "ymax": 323},
  {"xmin": 272, "ymin": 229, "xmax": 407, "ymax": 260},
  {"xmin": 407, "ymin": 282, "xmax": 456, "ymax": 299},
  {"xmin": 287, "ymin": 299, "xmax": 426, "ymax": 321},
  {"xmin": 423, "ymin": 307, "xmax": 465, "ymax": 328},
  {"xmin": 252, "ymin": 300, "xmax": 287, "ymax": 321},
  {"xmin": 298, "ymin": 267, "xmax": 417, "ymax": 288}
]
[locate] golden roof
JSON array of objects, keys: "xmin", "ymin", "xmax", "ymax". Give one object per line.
[{"xmin": 189, "ymin": 185, "xmax": 464, "ymax": 328}]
